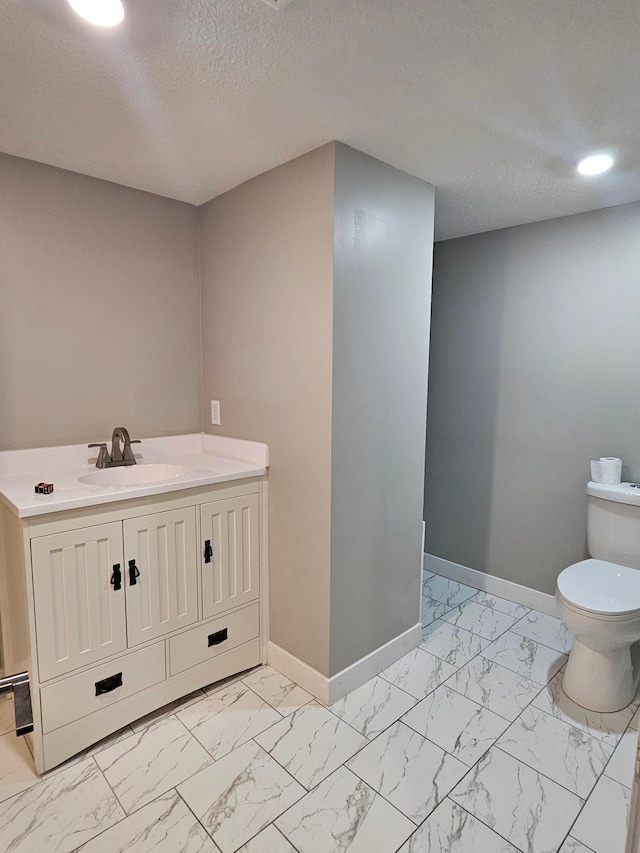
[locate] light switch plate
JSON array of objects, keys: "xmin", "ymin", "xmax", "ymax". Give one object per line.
[{"xmin": 211, "ymin": 400, "xmax": 221, "ymax": 425}]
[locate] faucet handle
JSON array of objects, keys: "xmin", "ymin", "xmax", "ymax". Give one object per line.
[
  {"xmin": 123, "ymin": 438, "xmax": 141, "ymax": 463},
  {"xmin": 88, "ymin": 443, "xmax": 112, "ymax": 469}
]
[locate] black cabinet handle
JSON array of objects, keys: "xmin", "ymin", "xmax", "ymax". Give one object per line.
[
  {"xmin": 110, "ymin": 564, "xmax": 122, "ymax": 591},
  {"xmin": 128, "ymin": 559, "xmax": 140, "ymax": 586},
  {"xmin": 95, "ymin": 672, "xmax": 123, "ymax": 696},
  {"xmin": 208, "ymin": 628, "xmax": 228, "ymax": 647},
  {"xmin": 204, "ymin": 540, "xmax": 213, "ymax": 563}
]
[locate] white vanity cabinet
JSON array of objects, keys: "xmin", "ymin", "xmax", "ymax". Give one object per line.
[
  {"xmin": 31, "ymin": 521, "xmax": 128, "ymax": 682},
  {"xmin": 123, "ymin": 506, "xmax": 199, "ymax": 646},
  {"xmin": 0, "ymin": 474, "xmax": 266, "ymax": 774},
  {"xmin": 200, "ymin": 493, "xmax": 261, "ymax": 619}
]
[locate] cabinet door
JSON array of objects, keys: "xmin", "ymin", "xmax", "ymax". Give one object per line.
[
  {"xmin": 201, "ymin": 493, "xmax": 260, "ymax": 619},
  {"xmin": 31, "ymin": 522, "xmax": 126, "ymax": 682},
  {"xmin": 123, "ymin": 507, "xmax": 198, "ymax": 647}
]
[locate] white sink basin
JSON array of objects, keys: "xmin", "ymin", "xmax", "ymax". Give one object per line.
[{"xmin": 79, "ymin": 464, "xmax": 190, "ymax": 487}]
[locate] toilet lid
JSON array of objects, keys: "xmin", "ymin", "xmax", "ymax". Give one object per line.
[{"xmin": 558, "ymin": 559, "xmax": 640, "ymax": 616}]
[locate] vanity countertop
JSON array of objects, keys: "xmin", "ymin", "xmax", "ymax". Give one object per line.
[{"xmin": 0, "ymin": 433, "xmax": 268, "ymax": 518}]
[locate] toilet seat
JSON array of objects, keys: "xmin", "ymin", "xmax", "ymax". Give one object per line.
[{"xmin": 557, "ymin": 558, "xmax": 640, "ymax": 618}]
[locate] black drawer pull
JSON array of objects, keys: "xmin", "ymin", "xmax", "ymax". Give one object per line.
[
  {"xmin": 110, "ymin": 564, "xmax": 122, "ymax": 591},
  {"xmin": 204, "ymin": 540, "xmax": 213, "ymax": 563},
  {"xmin": 128, "ymin": 560, "xmax": 140, "ymax": 586},
  {"xmin": 208, "ymin": 628, "xmax": 228, "ymax": 647},
  {"xmin": 95, "ymin": 672, "xmax": 123, "ymax": 696}
]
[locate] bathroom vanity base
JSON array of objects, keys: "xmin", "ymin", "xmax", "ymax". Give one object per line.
[
  {"xmin": 0, "ymin": 456, "xmax": 267, "ymax": 774},
  {"xmin": 42, "ymin": 637, "xmax": 260, "ymax": 771}
]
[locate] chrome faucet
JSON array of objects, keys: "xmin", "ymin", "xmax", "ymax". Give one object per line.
[{"xmin": 89, "ymin": 427, "xmax": 141, "ymax": 469}]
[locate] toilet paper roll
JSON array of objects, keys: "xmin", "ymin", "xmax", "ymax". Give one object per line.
[{"xmin": 590, "ymin": 457, "xmax": 622, "ymax": 485}]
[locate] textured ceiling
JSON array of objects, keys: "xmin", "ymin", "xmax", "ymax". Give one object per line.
[{"xmin": 2, "ymin": 0, "xmax": 640, "ymax": 239}]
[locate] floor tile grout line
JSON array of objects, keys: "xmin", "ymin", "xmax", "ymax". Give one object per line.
[
  {"xmin": 396, "ymin": 740, "xmax": 535, "ymax": 852},
  {"xmin": 251, "ymin": 701, "xmax": 419, "ymax": 796},
  {"xmin": 440, "ymin": 647, "xmax": 546, "ymax": 722},
  {"xmin": 441, "ymin": 794, "xmax": 530, "ymax": 853},
  {"xmin": 315, "ymin": 696, "xmax": 389, "ymax": 742},
  {"xmin": 424, "ymin": 591, "xmax": 625, "ymax": 847},
  {"xmin": 338, "ymin": 759, "xmax": 423, "ymax": 829},
  {"xmin": 377, "ymin": 654, "xmax": 459, "ymax": 704},
  {"xmin": 323, "ymin": 686, "xmax": 421, "ymax": 742},
  {"xmin": 492, "ymin": 743, "xmax": 592, "ymax": 801},
  {"xmin": 470, "ymin": 589, "xmax": 532, "ymax": 619},
  {"xmin": 492, "ymin": 677, "xmax": 626, "ymax": 800},
  {"xmin": 70, "ymin": 786, "xmax": 187, "ymax": 852},
  {"xmin": 173, "ymin": 788, "xmax": 222, "ymax": 851},
  {"xmin": 469, "ymin": 648, "xmax": 609, "ymax": 802},
  {"xmin": 438, "ymin": 600, "xmax": 522, "ymax": 643},
  {"xmin": 376, "ymin": 671, "xmax": 430, "ymax": 703},
  {"xmin": 86, "ymin": 754, "xmax": 129, "ymax": 832},
  {"xmin": 475, "ymin": 646, "xmax": 564, "ymax": 687},
  {"xmin": 402, "ymin": 601, "xmax": 630, "ymax": 853},
  {"xmin": 602, "ymin": 762, "xmax": 634, "ymax": 791},
  {"xmin": 242, "ymin": 822, "xmax": 303, "ymax": 853},
  {"xmin": 345, "ymin": 715, "xmax": 471, "ymax": 794},
  {"xmin": 266, "ymin": 763, "xmax": 355, "ymax": 845},
  {"xmin": 178, "ymin": 736, "xmax": 307, "ymax": 852},
  {"xmin": 403, "ymin": 678, "xmax": 515, "ymax": 731},
  {"xmin": 269, "ymin": 822, "xmax": 303, "ymax": 853},
  {"xmin": 448, "ymin": 742, "xmax": 586, "ymax": 853},
  {"xmin": 558, "ymin": 785, "xmax": 605, "ymax": 853},
  {"xmin": 428, "ymin": 570, "xmax": 572, "ymax": 654},
  {"xmin": 338, "ymin": 712, "xmax": 513, "ymax": 838},
  {"xmin": 426, "ymin": 579, "xmax": 523, "ymax": 616},
  {"xmin": 422, "ymin": 602, "xmax": 551, "ymax": 717},
  {"xmin": 530, "ymin": 691, "xmax": 633, "ymax": 749},
  {"xmin": 248, "ymin": 735, "xmax": 315, "ymax": 795},
  {"xmin": 431, "ymin": 594, "xmax": 543, "ymax": 649},
  {"xmin": 508, "ymin": 625, "xmax": 574, "ymax": 656},
  {"xmin": 424, "ymin": 570, "xmax": 533, "ymax": 614},
  {"xmin": 253, "ymin": 705, "xmax": 468, "ymax": 828},
  {"xmin": 174, "ymin": 681, "xmax": 289, "ymax": 765},
  {"xmin": 420, "ymin": 620, "xmax": 510, "ymax": 676},
  {"xmin": 441, "ymin": 677, "xmax": 526, "ymax": 723}
]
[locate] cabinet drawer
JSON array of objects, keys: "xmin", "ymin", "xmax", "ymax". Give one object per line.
[
  {"xmin": 41, "ymin": 643, "xmax": 166, "ymax": 733},
  {"xmin": 169, "ymin": 603, "xmax": 259, "ymax": 676}
]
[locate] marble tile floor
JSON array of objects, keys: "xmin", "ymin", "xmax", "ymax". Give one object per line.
[{"xmin": 0, "ymin": 569, "xmax": 636, "ymax": 853}]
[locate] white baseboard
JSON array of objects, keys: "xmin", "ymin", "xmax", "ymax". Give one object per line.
[
  {"xmin": 424, "ymin": 553, "xmax": 558, "ymax": 617},
  {"xmin": 268, "ymin": 622, "xmax": 422, "ymax": 706},
  {"xmin": 328, "ymin": 623, "xmax": 422, "ymax": 704},
  {"xmin": 267, "ymin": 643, "xmax": 331, "ymax": 705}
]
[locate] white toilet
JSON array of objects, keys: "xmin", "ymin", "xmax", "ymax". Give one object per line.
[{"xmin": 556, "ymin": 481, "xmax": 640, "ymax": 712}]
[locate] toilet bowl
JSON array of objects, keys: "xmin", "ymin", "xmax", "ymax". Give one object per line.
[
  {"xmin": 555, "ymin": 481, "xmax": 640, "ymax": 713},
  {"xmin": 556, "ymin": 559, "xmax": 640, "ymax": 712}
]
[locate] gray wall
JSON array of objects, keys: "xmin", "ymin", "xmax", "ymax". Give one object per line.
[
  {"xmin": 200, "ymin": 142, "xmax": 435, "ymax": 677},
  {"xmin": 425, "ymin": 201, "xmax": 640, "ymax": 595},
  {"xmin": 330, "ymin": 144, "xmax": 435, "ymax": 674},
  {"xmin": 0, "ymin": 154, "xmax": 202, "ymax": 450},
  {"xmin": 199, "ymin": 145, "xmax": 336, "ymax": 675}
]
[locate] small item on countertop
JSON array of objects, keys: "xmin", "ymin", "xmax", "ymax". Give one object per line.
[{"xmin": 34, "ymin": 482, "xmax": 54, "ymax": 494}]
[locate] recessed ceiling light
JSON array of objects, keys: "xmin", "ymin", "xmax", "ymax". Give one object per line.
[
  {"xmin": 68, "ymin": 0, "xmax": 125, "ymax": 27},
  {"xmin": 576, "ymin": 152, "xmax": 615, "ymax": 176}
]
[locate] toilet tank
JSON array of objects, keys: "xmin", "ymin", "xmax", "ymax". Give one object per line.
[{"xmin": 587, "ymin": 482, "xmax": 640, "ymax": 569}]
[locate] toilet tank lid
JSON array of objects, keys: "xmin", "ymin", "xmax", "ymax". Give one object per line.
[
  {"xmin": 587, "ymin": 482, "xmax": 640, "ymax": 507},
  {"xmin": 558, "ymin": 559, "xmax": 640, "ymax": 615}
]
